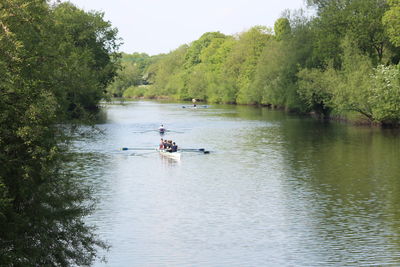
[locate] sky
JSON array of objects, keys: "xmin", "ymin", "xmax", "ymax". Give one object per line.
[{"xmin": 65, "ymin": 0, "xmax": 307, "ymax": 55}]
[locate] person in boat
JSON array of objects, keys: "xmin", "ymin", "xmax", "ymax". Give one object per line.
[
  {"xmin": 159, "ymin": 138, "xmax": 164, "ymax": 149},
  {"xmin": 159, "ymin": 124, "xmax": 165, "ymax": 133},
  {"xmin": 171, "ymin": 142, "xmax": 178, "ymax": 152},
  {"xmin": 163, "ymin": 139, "xmax": 169, "ymax": 149},
  {"xmin": 166, "ymin": 141, "xmax": 177, "ymax": 152},
  {"xmin": 164, "ymin": 140, "xmax": 172, "ymax": 150}
]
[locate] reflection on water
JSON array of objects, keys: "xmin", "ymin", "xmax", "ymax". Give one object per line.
[
  {"xmin": 74, "ymin": 101, "xmax": 400, "ymax": 266},
  {"xmin": 279, "ymin": 119, "xmax": 400, "ymax": 265}
]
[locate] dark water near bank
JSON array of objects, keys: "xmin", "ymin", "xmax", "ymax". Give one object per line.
[{"xmin": 75, "ymin": 101, "xmax": 400, "ymax": 266}]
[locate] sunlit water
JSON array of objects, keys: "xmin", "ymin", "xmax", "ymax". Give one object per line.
[{"xmin": 74, "ymin": 101, "xmax": 400, "ymax": 266}]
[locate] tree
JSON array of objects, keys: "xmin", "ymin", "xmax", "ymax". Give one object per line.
[
  {"xmin": 329, "ymin": 37, "xmax": 374, "ymax": 120},
  {"xmin": 297, "ymin": 66, "xmax": 336, "ymax": 117},
  {"xmin": 52, "ymin": 2, "xmax": 121, "ymax": 118},
  {"xmin": 383, "ymin": 0, "xmax": 400, "ymax": 47},
  {"xmin": 108, "ymin": 52, "xmax": 151, "ymax": 97},
  {"xmin": 369, "ymin": 64, "xmax": 400, "ymax": 124},
  {"xmin": 0, "ymin": 1, "xmax": 118, "ymax": 265},
  {"xmin": 183, "ymin": 32, "xmax": 226, "ymax": 69},
  {"xmin": 310, "ymin": 0, "xmax": 391, "ymax": 66},
  {"xmin": 108, "ymin": 61, "xmax": 145, "ymax": 97},
  {"xmin": 144, "ymin": 45, "xmax": 187, "ymax": 98},
  {"xmin": 226, "ymin": 26, "xmax": 272, "ymax": 104},
  {"xmin": 197, "ymin": 36, "xmax": 235, "ymax": 103},
  {"xmin": 252, "ymin": 14, "xmax": 313, "ymax": 110},
  {"xmin": 297, "ymin": 37, "xmax": 375, "ymax": 120},
  {"xmin": 274, "ymin": 18, "xmax": 291, "ymax": 40}
]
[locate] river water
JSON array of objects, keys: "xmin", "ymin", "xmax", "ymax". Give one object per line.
[{"xmin": 75, "ymin": 101, "xmax": 400, "ymax": 266}]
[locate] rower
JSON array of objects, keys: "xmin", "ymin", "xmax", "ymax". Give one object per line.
[
  {"xmin": 166, "ymin": 140, "xmax": 174, "ymax": 151},
  {"xmin": 171, "ymin": 142, "xmax": 178, "ymax": 152},
  {"xmin": 163, "ymin": 139, "xmax": 169, "ymax": 149},
  {"xmin": 159, "ymin": 138, "xmax": 164, "ymax": 149}
]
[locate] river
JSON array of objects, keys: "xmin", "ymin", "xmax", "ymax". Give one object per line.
[{"xmin": 75, "ymin": 100, "xmax": 400, "ymax": 266}]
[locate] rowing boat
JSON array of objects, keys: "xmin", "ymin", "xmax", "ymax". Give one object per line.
[
  {"xmin": 182, "ymin": 105, "xmax": 208, "ymax": 109},
  {"xmin": 157, "ymin": 149, "xmax": 181, "ymax": 160}
]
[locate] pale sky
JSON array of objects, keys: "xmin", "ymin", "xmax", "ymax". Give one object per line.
[{"xmin": 65, "ymin": 0, "xmax": 307, "ymax": 55}]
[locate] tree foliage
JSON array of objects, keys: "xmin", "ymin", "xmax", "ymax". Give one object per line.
[
  {"xmin": 329, "ymin": 38, "xmax": 375, "ymax": 119},
  {"xmin": 108, "ymin": 52, "xmax": 150, "ymax": 97},
  {"xmin": 113, "ymin": 0, "xmax": 400, "ymax": 125},
  {"xmin": 369, "ymin": 64, "xmax": 400, "ymax": 124},
  {"xmin": 0, "ymin": 0, "xmax": 120, "ymax": 265},
  {"xmin": 274, "ymin": 18, "xmax": 291, "ymax": 41},
  {"xmin": 383, "ymin": 0, "xmax": 400, "ymax": 47},
  {"xmin": 52, "ymin": 2, "xmax": 121, "ymax": 118}
]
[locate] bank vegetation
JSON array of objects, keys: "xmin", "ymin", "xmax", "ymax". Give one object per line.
[
  {"xmin": 109, "ymin": 0, "xmax": 400, "ymax": 126},
  {"xmin": 0, "ymin": 0, "xmax": 120, "ymax": 265}
]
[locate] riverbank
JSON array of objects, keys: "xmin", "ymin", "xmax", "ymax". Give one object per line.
[{"xmin": 117, "ymin": 96, "xmax": 399, "ymax": 128}]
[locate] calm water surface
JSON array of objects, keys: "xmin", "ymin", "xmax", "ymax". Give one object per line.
[{"xmin": 75, "ymin": 101, "xmax": 400, "ymax": 266}]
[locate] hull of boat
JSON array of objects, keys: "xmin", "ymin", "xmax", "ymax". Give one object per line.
[{"xmin": 158, "ymin": 149, "xmax": 181, "ymax": 160}]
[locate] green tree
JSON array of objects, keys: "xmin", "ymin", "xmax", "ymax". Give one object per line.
[
  {"xmin": 108, "ymin": 61, "xmax": 144, "ymax": 97},
  {"xmin": 383, "ymin": 0, "xmax": 400, "ymax": 47},
  {"xmin": 0, "ymin": 1, "xmax": 118, "ymax": 265},
  {"xmin": 252, "ymin": 14, "xmax": 313, "ymax": 110},
  {"xmin": 297, "ymin": 66, "xmax": 337, "ymax": 117},
  {"xmin": 108, "ymin": 52, "xmax": 151, "ymax": 97},
  {"xmin": 206, "ymin": 37, "xmax": 237, "ymax": 103},
  {"xmin": 52, "ymin": 2, "xmax": 121, "ymax": 118},
  {"xmin": 274, "ymin": 17, "xmax": 291, "ymax": 40},
  {"xmin": 369, "ymin": 64, "xmax": 400, "ymax": 124},
  {"xmin": 298, "ymin": 37, "xmax": 375, "ymax": 120},
  {"xmin": 310, "ymin": 0, "xmax": 391, "ymax": 66},
  {"xmin": 186, "ymin": 64, "xmax": 208, "ymax": 100},
  {"xmin": 330, "ymin": 37, "xmax": 374, "ymax": 120},
  {"xmin": 225, "ymin": 26, "xmax": 272, "ymax": 104},
  {"xmin": 183, "ymin": 32, "xmax": 226, "ymax": 69},
  {"xmin": 145, "ymin": 45, "xmax": 187, "ymax": 98}
]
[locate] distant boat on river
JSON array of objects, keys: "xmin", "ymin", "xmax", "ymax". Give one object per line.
[{"xmin": 182, "ymin": 105, "xmax": 208, "ymax": 109}]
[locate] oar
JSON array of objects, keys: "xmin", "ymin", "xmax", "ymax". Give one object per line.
[
  {"xmin": 179, "ymin": 148, "xmax": 205, "ymax": 152},
  {"xmin": 179, "ymin": 148, "xmax": 210, "ymax": 154},
  {"xmin": 132, "ymin": 130, "xmax": 155, "ymax": 133},
  {"xmin": 121, "ymin": 147, "xmax": 155, "ymax": 151}
]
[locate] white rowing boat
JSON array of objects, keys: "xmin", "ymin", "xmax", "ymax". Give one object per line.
[{"xmin": 157, "ymin": 149, "xmax": 181, "ymax": 160}]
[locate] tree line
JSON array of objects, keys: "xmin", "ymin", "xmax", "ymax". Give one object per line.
[
  {"xmin": 112, "ymin": 0, "xmax": 400, "ymax": 126},
  {"xmin": 0, "ymin": 0, "xmax": 120, "ymax": 265}
]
